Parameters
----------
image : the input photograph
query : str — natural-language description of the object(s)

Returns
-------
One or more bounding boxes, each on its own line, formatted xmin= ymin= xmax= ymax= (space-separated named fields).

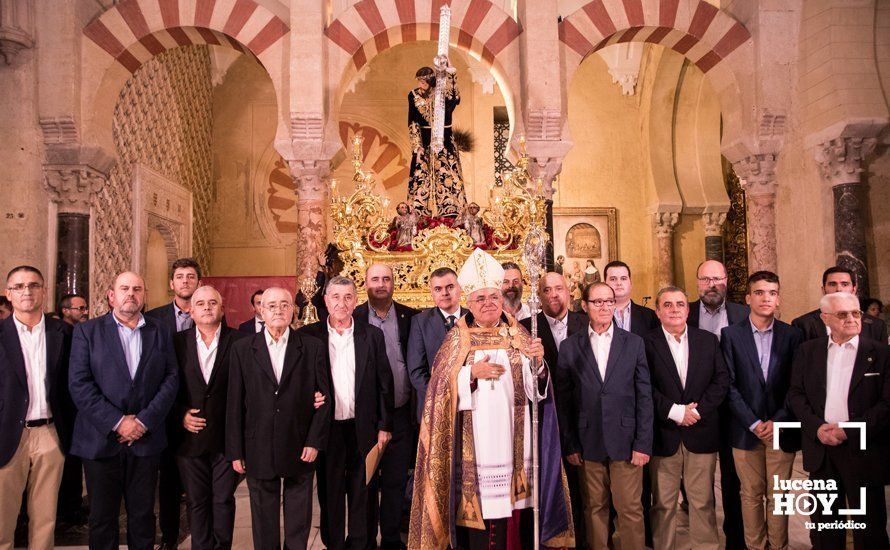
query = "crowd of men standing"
xmin=0 ymin=253 xmax=887 ymax=550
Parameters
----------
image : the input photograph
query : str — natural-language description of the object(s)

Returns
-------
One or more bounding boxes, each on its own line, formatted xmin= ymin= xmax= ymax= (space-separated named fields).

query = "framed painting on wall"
xmin=552 ymin=207 xmax=618 ymax=311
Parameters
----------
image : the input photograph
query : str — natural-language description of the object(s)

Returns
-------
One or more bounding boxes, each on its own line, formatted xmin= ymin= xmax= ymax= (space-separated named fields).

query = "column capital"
xmin=652 ymin=211 xmax=679 ymax=238
xmin=287 ymin=158 xmax=331 ymax=198
xmin=703 ymin=212 xmax=727 ymax=237
xmin=732 ymin=153 xmax=777 ymax=197
xmin=43 ymin=145 xmax=115 ymax=215
xmin=523 ymin=138 xmax=572 ymax=200
xmin=815 ymin=136 xmax=877 ymax=187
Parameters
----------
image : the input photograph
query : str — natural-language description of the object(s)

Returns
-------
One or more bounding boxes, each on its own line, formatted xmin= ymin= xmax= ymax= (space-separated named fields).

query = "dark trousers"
xmin=58 ymin=453 xmax=85 ymax=517
xmin=370 ymin=404 xmax=412 ymax=547
xmin=809 ymin=444 xmax=889 ymax=550
xmin=245 ymin=470 xmax=314 ymax=550
xmin=322 ymin=419 xmax=373 ymax=550
xmin=159 ymin=445 xmax=183 ymax=543
xmin=718 ymin=404 xmax=746 ymax=549
xmin=564 ymin=461 xmax=587 ymax=549
xmin=83 ymin=452 xmax=160 ymax=550
xmin=456 ymin=508 xmax=533 ymax=550
xmin=177 ymin=452 xmax=239 ymax=550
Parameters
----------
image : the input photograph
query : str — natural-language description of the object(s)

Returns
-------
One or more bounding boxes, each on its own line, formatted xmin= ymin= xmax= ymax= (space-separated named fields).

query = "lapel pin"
xmin=868 ymin=357 xmax=873 ymax=363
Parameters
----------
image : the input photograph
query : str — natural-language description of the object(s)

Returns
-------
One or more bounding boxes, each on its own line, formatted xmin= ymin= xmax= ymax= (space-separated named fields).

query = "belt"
xmin=25 ymin=418 xmax=53 ymax=428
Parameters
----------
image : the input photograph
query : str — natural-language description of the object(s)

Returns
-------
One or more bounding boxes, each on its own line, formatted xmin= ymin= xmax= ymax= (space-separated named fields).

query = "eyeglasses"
xmin=826 ymin=310 xmax=862 ymax=320
xmin=585 ymin=298 xmax=616 ymax=308
xmin=265 ymin=303 xmax=293 ymax=312
xmin=7 ymin=283 xmax=43 ymax=293
xmin=697 ymin=276 xmax=727 ymax=284
xmin=471 ymin=294 xmax=502 ymax=305
xmin=63 ymin=306 xmax=89 ymax=312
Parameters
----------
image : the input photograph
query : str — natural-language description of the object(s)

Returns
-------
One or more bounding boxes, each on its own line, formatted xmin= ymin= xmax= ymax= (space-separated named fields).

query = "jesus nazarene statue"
xmin=407 ymin=63 xmax=468 ymax=218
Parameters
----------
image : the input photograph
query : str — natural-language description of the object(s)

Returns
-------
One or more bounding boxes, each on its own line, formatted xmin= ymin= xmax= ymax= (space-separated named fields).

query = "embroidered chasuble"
xmin=408 ymin=313 xmax=575 ymax=549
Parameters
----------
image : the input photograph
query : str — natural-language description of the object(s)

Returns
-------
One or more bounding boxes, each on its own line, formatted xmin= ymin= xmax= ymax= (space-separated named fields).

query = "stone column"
xmin=289 ymin=159 xmax=330 ymax=284
xmin=815 ymin=137 xmax=877 ymax=297
xmin=528 ymin=155 xmax=564 ymax=270
xmin=653 ymin=211 xmax=679 ymax=290
xmin=733 ymin=154 xmax=778 ymax=273
xmin=703 ymin=212 xmax=727 ymax=262
xmin=43 ymin=146 xmax=114 ymax=302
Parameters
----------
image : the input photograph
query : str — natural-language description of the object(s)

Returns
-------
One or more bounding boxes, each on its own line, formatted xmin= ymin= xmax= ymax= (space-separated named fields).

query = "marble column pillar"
xmin=528 ymin=154 xmax=567 ymax=270
xmin=44 ymin=153 xmax=112 ymax=303
xmin=733 ymin=154 xmax=778 ymax=273
xmin=653 ymin=211 xmax=679 ymax=290
xmin=815 ymin=137 xmax=877 ymax=297
xmin=703 ymin=212 xmax=727 ymax=262
xmin=290 ymin=159 xmax=331 ymax=284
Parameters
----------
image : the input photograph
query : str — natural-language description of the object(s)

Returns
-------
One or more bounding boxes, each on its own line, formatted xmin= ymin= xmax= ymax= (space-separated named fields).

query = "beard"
xmin=503 ymin=287 xmax=521 ymax=307
xmin=700 ymin=286 xmax=726 ymax=308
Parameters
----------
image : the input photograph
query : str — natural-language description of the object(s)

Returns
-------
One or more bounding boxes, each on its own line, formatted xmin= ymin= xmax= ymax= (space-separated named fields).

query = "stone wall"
xmin=92 ymin=45 xmax=214 ymax=313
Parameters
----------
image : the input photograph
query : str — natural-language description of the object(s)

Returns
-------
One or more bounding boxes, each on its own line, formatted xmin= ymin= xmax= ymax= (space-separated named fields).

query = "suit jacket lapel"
xmin=765 ymin=325 xmax=784 ymax=387
xmin=353 ymin=323 xmax=368 ymax=394
xmin=134 ymin=323 xmax=157 ymax=381
xmin=601 ymin=330 xmax=625 ymax=388
xmin=206 ymin=328 xmax=231 ymax=389
xmin=655 ymin=332 xmax=685 ymax=394
xmin=740 ymin=326 xmax=766 ymax=387
xmin=44 ymin=321 xmax=63 ymax=393
xmin=186 ymin=329 xmax=207 ymax=390
xmin=813 ymin=341 xmax=829 ymax=415
xmin=103 ymin=314 xmax=133 ymax=381
xmin=278 ymin=329 xmax=303 ymax=387
xmin=251 ymin=333 xmax=279 ymax=387
xmin=567 ymin=312 xmax=587 ymax=337
xmin=1 ymin=318 xmax=28 ymax=389
xmin=849 ymin=339 xmax=874 ymax=393
xmin=537 ymin=314 xmax=558 ymax=359
xmin=577 ymin=331 xmax=603 ymax=386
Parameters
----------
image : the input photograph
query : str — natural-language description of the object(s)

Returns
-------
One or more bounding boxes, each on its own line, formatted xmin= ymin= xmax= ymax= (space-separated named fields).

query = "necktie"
xmin=446 ymin=315 xmax=456 ymax=330
xmin=258 ymin=320 xmax=265 ymax=334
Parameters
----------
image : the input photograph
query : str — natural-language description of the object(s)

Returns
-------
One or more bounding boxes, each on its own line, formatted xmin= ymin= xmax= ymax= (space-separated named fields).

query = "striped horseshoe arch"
xmin=83 ymin=0 xmax=289 ymax=74
xmin=325 ymin=0 xmax=522 ymax=72
xmin=559 ymin=0 xmax=750 ymax=74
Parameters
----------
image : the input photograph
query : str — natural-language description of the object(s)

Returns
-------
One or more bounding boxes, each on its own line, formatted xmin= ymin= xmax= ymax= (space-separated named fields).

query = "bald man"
xmin=173 ymin=286 xmax=246 ymax=550
xmin=69 ymin=271 xmax=179 ymax=550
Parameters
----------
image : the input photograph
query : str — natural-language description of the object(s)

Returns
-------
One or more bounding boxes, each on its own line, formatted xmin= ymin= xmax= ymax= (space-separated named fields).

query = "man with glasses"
xmin=300 ymin=277 xmax=394 ymax=550
xmin=687 ymin=259 xmax=749 ymax=549
xmin=792 ymin=266 xmax=887 ymax=343
xmin=225 ymin=286 xmax=331 ymax=549
xmin=59 ymin=293 xmax=89 ymax=326
xmin=789 ymin=292 xmax=890 ymax=548
xmin=0 ymin=266 xmax=74 ymax=549
xmin=555 ymin=281 xmax=652 ymax=550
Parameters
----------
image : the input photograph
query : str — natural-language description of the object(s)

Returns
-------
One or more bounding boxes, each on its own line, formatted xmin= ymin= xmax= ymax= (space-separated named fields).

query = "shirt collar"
xmin=265 ymin=327 xmax=290 ymax=347
xmin=662 ymin=325 xmax=688 ymax=344
xmin=113 ymin=312 xmax=146 ymax=331
xmin=750 ymin=318 xmax=774 ymax=334
xmin=13 ymin=313 xmax=45 ymax=334
xmin=588 ymin=322 xmax=614 ymax=339
xmin=438 ymin=307 xmax=460 ymax=320
xmin=196 ymin=325 xmax=222 ymax=345
xmin=828 ymin=334 xmax=859 ymax=351
xmin=615 ymin=301 xmax=631 ymax=315
xmin=370 ymin=303 xmax=394 ymax=322
xmin=701 ymin=301 xmax=726 ymax=316
xmin=327 ymin=317 xmax=354 ymax=337
xmin=173 ymin=301 xmax=190 ymax=317
xmin=545 ymin=311 xmax=568 ymax=327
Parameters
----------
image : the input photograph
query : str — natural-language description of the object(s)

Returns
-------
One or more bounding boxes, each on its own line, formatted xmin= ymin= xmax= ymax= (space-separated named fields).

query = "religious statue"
xmin=406 ymin=57 xmax=468 ymax=218
xmin=554 ymin=255 xmax=565 ymax=275
xmin=456 ymin=202 xmax=485 ymax=246
xmin=583 ymin=259 xmax=601 ymax=285
xmin=391 ymin=201 xmax=419 ymax=248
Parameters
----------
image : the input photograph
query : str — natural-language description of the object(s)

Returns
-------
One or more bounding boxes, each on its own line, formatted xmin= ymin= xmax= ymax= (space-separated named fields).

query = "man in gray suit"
xmin=407 ymin=267 xmax=466 ymax=421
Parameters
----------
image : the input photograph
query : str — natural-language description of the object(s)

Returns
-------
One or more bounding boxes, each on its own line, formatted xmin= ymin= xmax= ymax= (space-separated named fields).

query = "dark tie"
xmin=446 ymin=315 xmax=456 ymax=330
xmin=258 ymin=320 xmax=265 ymax=334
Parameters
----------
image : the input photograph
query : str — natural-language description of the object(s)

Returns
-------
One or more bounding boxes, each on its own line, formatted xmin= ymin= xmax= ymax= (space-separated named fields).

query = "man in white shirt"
xmin=300 ymin=277 xmax=394 ymax=550
xmin=644 ymin=286 xmax=728 ymax=550
xmin=0 ymin=266 xmax=72 ymax=550
xmin=501 ymin=261 xmax=531 ymax=321
xmin=789 ymin=292 xmax=890 ymax=549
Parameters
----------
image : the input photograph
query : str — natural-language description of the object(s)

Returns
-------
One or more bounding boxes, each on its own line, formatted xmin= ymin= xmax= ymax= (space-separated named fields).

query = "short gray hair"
xmin=820 ymin=291 xmax=859 ymax=313
xmin=655 ymin=286 xmax=688 ymax=308
xmin=325 ymin=276 xmax=356 ymax=295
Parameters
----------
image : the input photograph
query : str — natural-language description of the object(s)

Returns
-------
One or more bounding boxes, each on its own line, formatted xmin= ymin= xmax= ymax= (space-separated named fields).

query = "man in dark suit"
xmin=555 ymin=282 xmax=653 ymax=550
xmin=301 ymin=276 xmax=394 ymax=550
xmin=687 ymin=259 xmax=749 ymax=548
xmin=226 ymin=286 xmax=331 ymax=549
xmin=145 ymin=257 xmax=202 ymax=549
xmin=520 ymin=271 xmax=588 ymax=547
xmin=788 ymin=291 xmax=890 ymax=549
xmin=645 ymin=286 xmax=728 ymax=550
xmin=721 ymin=271 xmax=803 ymax=550
xmin=237 ymin=289 xmax=265 ymax=334
xmin=407 ymin=267 xmax=466 ymax=421
xmin=0 ymin=266 xmax=73 ymax=549
xmin=69 ymin=271 xmax=179 ymax=550
xmin=792 ymin=265 xmax=888 ymax=343
xmin=173 ymin=286 xmax=246 ymax=550
xmin=604 ymin=260 xmax=659 ymax=337
xmin=355 ymin=264 xmax=418 ymax=550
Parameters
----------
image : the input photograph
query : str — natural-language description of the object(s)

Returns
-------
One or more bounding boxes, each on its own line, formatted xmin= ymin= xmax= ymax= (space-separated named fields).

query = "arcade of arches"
xmin=2 ymin=0 xmax=890 ymax=322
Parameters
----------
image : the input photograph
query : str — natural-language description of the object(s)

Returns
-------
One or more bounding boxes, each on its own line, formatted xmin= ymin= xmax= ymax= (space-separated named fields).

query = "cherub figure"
xmin=456 ymin=202 xmax=486 ymax=246
xmin=392 ymin=201 xmax=419 ymax=248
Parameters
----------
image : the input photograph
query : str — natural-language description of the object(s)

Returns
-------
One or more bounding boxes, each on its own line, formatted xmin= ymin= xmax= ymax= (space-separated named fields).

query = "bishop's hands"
xmin=817 ymin=423 xmax=848 ymax=446
xmin=470 ymin=354 xmax=506 ymax=382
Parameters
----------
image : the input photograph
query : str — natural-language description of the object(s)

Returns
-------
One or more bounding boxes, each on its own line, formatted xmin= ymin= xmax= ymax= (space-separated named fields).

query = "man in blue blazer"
xmin=69 ymin=271 xmax=179 ymax=550
xmin=555 ymin=282 xmax=653 ymax=550
xmin=406 ymin=267 xmax=466 ymax=421
xmin=721 ymin=271 xmax=803 ymax=550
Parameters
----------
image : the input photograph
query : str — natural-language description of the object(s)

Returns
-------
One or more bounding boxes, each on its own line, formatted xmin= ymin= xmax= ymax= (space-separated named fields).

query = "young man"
xmin=792 ymin=266 xmax=887 ymax=342
xmin=645 ymin=286 xmax=728 ymax=550
xmin=604 ymin=260 xmax=659 ymax=337
xmin=0 ymin=266 xmax=73 ymax=549
xmin=721 ymin=271 xmax=803 ymax=550
xmin=237 ymin=289 xmax=265 ymax=334
xmin=555 ymin=282 xmax=652 ymax=550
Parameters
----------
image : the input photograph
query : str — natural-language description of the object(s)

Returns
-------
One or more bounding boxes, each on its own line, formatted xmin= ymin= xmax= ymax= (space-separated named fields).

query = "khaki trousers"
xmin=580 ymin=459 xmax=645 ymax=550
xmin=650 ymin=443 xmax=719 ymax=550
xmin=733 ymin=443 xmax=795 ymax=550
xmin=0 ymin=425 xmax=64 ymax=550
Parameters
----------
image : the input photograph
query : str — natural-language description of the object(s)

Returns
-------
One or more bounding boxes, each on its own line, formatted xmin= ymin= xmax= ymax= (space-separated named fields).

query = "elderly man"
xmin=0 ymin=266 xmax=73 ymax=549
xmin=173 ymin=286 xmax=246 ymax=550
xmin=301 ymin=277 xmax=394 ymax=550
xmin=69 ymin=271 xmax=179 ymax=550
xmin=793 ymin=266 xmax=888 ymax=343
xmin=410 ymin=249 xmax=573 ymax=549
xmin=407 ymin=267 xmax=466 ymax=421
xmin=355 ymin=264 xmax=418 ymax=550
xmin=226 ymin=286 xmax=331 ymax=549
xmin=501 ymin=261 xmax=531 ymax=321
xmin=556 ymin=282 xmax=652 ymax=550
xmin=789 ymin=292 xmax=890 ymax=549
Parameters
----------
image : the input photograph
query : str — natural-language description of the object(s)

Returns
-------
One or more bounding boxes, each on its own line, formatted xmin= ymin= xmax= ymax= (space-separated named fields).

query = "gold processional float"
xmin=308 ymin=134 xmax=550 ymax=310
